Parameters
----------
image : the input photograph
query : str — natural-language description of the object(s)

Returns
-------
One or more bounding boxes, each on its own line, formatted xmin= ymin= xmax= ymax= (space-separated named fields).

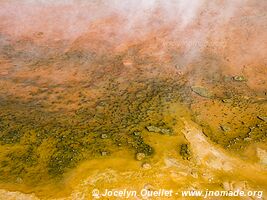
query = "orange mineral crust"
xmin=0 ymin=0 xmax=266 ymax=199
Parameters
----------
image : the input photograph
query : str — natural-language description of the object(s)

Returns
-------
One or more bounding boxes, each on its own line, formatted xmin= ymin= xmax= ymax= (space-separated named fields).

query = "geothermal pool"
xmin=0 ymin=0 xmax=266 ymax=199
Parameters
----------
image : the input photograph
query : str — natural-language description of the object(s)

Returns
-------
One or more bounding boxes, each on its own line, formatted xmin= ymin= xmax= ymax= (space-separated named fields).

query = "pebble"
xmin=233 ymin=75 xmax=246 ymax=82
xmin=146 ymin=126 xmax=162 ymax=133
xmin=220 ymin=125 xmax=231 ymax=132
xmin=146 ymin=125 xmax=172 ymax=135
xmin=244 ymin=137 xmax=252 ymax=142
xmin=142 ymin=162 xmax=152 ymax=170
xmin=133 ymin=131 xmax=141 ymax=136
xmin=257 ymin=116 xmax=267 ymax=122
xmin=222 ymin=99 xmax=232 ymax=103
xmin=136 ymin=152 xmax=146 ymax=161
xmin=101 ymin=134 xmax=108 ymax=139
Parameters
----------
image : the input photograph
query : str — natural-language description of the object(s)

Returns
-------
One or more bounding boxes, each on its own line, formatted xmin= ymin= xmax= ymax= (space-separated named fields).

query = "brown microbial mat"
xmin=0 ymin=0 xmax=266 ymax=199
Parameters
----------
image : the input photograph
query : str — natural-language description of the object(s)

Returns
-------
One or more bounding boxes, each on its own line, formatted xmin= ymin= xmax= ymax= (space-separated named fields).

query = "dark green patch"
xmin=179 ymin=144 xmax=191 ymax=160
xmin=0 ymin=77 xmax=185 ymax=186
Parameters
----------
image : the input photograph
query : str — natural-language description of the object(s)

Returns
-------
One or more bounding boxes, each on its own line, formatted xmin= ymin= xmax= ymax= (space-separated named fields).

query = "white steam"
xmin=0 ymin=0 xmax=266 ymax=76
xmin=0 ymin=0 xmax=247 ymax=39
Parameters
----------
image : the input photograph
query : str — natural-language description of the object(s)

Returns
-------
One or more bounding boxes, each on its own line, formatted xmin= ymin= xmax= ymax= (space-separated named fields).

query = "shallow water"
xmin=0 ymin=0 xmax=267 ymax=199
xmin=0 ymin=80 xmax=266 ymax=199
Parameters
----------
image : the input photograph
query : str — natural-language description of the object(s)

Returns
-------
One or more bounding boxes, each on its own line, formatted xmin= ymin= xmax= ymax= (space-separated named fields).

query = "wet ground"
xmin=0 ymin=43 xmax=266 ymax=199
xmin=0 ymin=0 xmax=267 ymax=199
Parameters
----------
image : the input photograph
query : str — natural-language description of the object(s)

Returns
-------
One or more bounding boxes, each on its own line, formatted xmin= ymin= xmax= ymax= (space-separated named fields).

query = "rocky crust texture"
xmin=0 ymin=0 xmax=266 ymax=199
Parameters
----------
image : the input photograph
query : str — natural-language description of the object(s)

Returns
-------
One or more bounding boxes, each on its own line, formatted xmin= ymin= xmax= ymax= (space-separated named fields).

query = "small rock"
xmin=101 ymin=134 xmax=108 ymax=139
xmin=233 ymin=75 xmax=246 ymax=82
xmin=101 ymin=151 xmax=107 ymax=156
xmin=136 ymin=152 xmax=146 ymax=161
xmin=257 ymin=116 xmax=267 ymax=122
xmin=191 ymin=86 xmax=213 ymax=98
xmin=146 ymin=126 xmax=162 ymax=133
xmin=220 ymin=125 xmax=231 ymax=132
xmin=162 ymin=129 xmax=172 ymax=134
xmin=222 ymin=99 xmax=232 ymax=103
xmin=142 ymin=162 xmax=152 ymax=169
xmin=146 ymin=126 xmax=172 ymax=135
xmin=244 ymin=137 xmax=252 ymax=142
xmin=256 ymin=124 xmax=262 ymax=128
xmin=133 ymin=131 xmax=141 ymax=136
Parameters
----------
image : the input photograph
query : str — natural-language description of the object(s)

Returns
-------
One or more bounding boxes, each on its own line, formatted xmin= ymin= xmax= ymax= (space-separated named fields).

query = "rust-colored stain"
xmin=0 ymin=0 xmax=266 ymax=199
